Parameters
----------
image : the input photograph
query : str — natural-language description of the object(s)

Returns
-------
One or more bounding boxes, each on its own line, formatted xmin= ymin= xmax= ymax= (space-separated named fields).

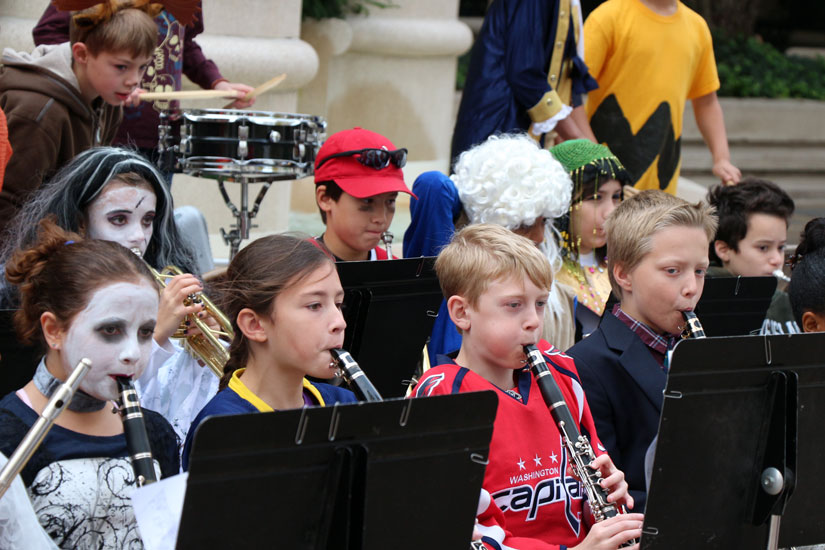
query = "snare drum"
xmin=159 ymin=109 xmax=326 ymax=180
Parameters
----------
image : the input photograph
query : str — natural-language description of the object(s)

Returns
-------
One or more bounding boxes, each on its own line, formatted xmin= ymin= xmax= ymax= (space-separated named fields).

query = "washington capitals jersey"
xmin=412 ymin=340 xmax=604 ymax=550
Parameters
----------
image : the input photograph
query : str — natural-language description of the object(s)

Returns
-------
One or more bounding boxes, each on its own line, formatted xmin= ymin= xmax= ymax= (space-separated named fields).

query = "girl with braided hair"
xmin=550 ymin=139 xmax=631 ymax=339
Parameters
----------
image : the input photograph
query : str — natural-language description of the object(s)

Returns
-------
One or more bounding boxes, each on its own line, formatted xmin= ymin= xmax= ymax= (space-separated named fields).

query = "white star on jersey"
xmin=549 ymin=452 xmax=558 ymax=463
xmin=533 ymin=454 xmax=542 ymax=466
xmin=517 ymin=458 xmax=526 ymax=470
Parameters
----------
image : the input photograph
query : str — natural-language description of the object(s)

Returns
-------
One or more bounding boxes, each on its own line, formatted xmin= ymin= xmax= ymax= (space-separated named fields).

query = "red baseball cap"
xmin=314 ymin=127 xmax=414 ymax=199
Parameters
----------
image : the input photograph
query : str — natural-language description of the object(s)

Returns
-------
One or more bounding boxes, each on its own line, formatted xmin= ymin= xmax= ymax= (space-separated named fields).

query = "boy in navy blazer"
xmin=566 ymin=190 xmax=717 ymax=511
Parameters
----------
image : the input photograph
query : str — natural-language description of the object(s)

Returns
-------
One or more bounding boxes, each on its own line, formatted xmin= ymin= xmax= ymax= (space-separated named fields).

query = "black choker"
xmin=33 ymin=359 xmax=108 ymax=412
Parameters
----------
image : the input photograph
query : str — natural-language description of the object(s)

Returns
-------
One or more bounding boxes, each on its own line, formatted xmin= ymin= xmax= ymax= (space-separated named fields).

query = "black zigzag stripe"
xmin=590 ymin=94 xmax=681 ymax=190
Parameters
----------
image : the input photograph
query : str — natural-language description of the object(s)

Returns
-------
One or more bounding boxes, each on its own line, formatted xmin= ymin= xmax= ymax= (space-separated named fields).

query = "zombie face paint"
xmin=62 ymin=281 xmax=158 ymax=401
xmin=86 ymin=180 xmax=157 ymax=256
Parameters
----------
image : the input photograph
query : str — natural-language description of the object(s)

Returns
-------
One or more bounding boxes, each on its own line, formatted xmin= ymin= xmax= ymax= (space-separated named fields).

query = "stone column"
xmin=295 ymin=0 xmax=473 ymax=224
xmin=0 ymin=0 xmax=316 ymax=262
xmin=172 ymin=0 xmax=317 ymax=261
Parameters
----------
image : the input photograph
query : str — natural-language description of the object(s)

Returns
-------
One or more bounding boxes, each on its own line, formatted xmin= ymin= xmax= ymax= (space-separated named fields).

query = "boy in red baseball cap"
xmin=314 ymin=127 xmax=414 ymax=261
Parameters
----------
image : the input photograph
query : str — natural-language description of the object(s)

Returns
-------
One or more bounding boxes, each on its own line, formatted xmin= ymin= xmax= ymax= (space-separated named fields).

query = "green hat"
xmin=550 ymin=139 xmax=630 ymax=261
xmin=549 ymin=139 xmax=630 ymax=190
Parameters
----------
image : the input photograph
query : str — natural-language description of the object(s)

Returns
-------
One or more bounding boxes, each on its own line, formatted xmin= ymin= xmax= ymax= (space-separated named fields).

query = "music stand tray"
xmin=335 ymin=257 xmax=442 ymax=398
xmin=642 ymin=333 xmax=825 ymax=549
xmin=177 ymin=391 xmax=497 ymax=550
xmin=696 ymin=275 xmax=777 ymax=336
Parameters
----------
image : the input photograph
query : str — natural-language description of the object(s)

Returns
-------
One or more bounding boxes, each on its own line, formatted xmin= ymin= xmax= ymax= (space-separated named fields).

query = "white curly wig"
xmin=451 ymin=134 xmax=574 ymax=317
xmin=451 ymin=133 xmax=572 ymax=230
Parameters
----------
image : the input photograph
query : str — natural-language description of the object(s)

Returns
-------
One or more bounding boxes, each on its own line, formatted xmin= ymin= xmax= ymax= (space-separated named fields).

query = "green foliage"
xmin=456 ymin=50 xmax=472 ymax=90
xmin=302 ymin=0 xmax=396 ymax=20
xmin=714 ymin=30 xmax=825 ymax=100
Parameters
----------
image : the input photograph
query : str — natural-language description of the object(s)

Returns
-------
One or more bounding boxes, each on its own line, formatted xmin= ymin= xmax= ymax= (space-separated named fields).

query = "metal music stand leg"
xmin=218 ymin=176 xmax=275 ymax=259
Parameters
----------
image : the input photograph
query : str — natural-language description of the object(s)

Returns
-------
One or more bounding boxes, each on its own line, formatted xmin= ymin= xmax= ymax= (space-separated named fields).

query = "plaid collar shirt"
xmin=611 ymin=304 xmax=674 ymax=369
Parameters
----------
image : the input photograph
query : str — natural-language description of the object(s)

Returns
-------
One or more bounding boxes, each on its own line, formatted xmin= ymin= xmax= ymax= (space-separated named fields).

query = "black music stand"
xmin=602 ymin=276 xmax=776 ymax=337
xmin=642 ymin=333 xmax=825 ymax=549
xmin=697 ymin=275 xmax=777 ymax=336
xmin=335 ymin=257 xmax=442 ymax=397
xmin=177 ymin=392 xmax=497 ymax=550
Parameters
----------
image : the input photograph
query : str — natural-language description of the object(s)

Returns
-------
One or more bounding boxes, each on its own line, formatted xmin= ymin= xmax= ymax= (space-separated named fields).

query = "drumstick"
xmin=222 ymin=73 xmax=287 ymax=109
xmin=139 ymin=89 xmax=244 ymax=101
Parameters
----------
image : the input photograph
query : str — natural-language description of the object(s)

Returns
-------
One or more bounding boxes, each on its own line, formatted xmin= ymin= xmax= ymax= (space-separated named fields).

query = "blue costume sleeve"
xmin=451 ymin=0 xmax=596 ymax=163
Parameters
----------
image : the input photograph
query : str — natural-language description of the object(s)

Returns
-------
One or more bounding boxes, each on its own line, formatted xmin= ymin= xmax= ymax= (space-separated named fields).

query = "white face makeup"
xmin=86 ymin=180 xmax=157 ymax=256
xmin=61 ymin=281 xmax=158 ymax=401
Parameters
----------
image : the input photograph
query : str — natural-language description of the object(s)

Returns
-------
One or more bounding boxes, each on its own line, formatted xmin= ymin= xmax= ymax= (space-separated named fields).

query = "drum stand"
xmin=216 ymin=176 xmax=274 ymax=259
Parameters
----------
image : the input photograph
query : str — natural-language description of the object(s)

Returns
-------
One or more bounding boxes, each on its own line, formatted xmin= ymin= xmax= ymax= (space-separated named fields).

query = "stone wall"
xmin=682 ymin=98 xmax=825 ymax=243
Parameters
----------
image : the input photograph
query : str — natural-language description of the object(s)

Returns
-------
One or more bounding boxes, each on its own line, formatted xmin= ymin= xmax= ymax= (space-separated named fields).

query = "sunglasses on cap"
xmin=316 ymin=148 xmax=408 ymax=170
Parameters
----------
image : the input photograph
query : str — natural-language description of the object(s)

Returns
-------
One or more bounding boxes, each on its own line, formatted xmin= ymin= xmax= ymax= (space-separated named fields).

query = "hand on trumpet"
xmin=154 ymin=273 xmax=204 ymax=347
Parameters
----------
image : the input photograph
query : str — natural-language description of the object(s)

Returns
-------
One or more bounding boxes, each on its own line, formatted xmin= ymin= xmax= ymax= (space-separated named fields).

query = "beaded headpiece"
xmin=53 ymin=0 xmax=200 ymax=26
xmin=549 ymin=139 xmax=631 ymax=260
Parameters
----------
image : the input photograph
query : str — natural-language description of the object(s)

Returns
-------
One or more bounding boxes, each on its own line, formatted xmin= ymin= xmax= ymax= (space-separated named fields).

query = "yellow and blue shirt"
xmin=182 ymin=368 xmax=356 ymax=470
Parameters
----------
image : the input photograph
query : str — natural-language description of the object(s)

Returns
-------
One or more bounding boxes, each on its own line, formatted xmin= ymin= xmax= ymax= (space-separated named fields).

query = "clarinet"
xmin=330 ymin=348 xmax=383 ymax=402
xmin=523 ymin=345 xmax=637 ymax=546
xmin=681 ymin=310 xmax=706 ymax=339
xmin=115 ymin=376 xmax=157 ymax=487
xmin=381 ymin=231 xmax=394 ymax=259
xmin=0 ymin=358 xmax=92 ymax=499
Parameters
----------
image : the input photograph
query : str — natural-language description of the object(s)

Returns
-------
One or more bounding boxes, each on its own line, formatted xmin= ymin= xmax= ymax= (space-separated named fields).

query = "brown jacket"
xmin=0 ymin=43 xmax=121 ymax=232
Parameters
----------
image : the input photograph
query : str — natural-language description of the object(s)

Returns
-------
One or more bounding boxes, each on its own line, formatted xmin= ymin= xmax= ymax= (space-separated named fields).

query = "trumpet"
xmin=0 ymin=358 xmax=91 ymax=499
xmin=133 ymin=250 xmax=233 ymax=377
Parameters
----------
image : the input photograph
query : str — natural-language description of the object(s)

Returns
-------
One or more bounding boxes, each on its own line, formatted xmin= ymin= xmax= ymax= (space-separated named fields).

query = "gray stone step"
xmin=683 ymin=98 xmax=825 ymax=144
xmin=681 ymin=143 xmax=825 ymax=172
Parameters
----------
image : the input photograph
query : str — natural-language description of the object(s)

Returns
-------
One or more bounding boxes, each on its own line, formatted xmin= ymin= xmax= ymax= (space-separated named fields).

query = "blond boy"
xmin=413 ymin=224 xmax=641 ymax=549
xmin=0 ymin=6 xmax=157 ymax=231
xmin=566 ymin=190 xmax=717 ymax=512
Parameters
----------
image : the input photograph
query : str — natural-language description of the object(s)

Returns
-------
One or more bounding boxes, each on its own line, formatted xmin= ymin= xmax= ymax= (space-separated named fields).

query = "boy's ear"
xmin=714 ymin=240 xmax=732 ymax=264
xmin=236 ymin=308 xmax=267 ymax=342
xmin=612 ymin=262 xmax=634 ymax=295
xmin=801 ymin=311 xmax=825 ymax=333
xmin=40 ymin=312 xmax=66 ymax=350
xmin=71 ymin=42 xmax=90 ymax=65
xmin=316 ymin=185 xmax=333 ymax=214
xmin=447 ymin=295 xmax=471 ymax=331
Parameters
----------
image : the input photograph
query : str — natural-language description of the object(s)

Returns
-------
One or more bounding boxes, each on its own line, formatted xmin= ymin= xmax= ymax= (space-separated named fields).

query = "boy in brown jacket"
xmin=0 ymin=3 xmax=160 ymax=232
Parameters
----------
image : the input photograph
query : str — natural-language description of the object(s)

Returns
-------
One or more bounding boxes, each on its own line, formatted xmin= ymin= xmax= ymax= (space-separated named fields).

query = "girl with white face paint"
xmin=0 ymin=219 xmax=179 ymax=549
xmin=0 ymin=147 xmax=221 ymax=444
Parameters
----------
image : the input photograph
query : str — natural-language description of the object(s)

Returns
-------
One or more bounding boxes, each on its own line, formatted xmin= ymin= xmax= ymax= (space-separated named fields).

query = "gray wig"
xmin=0 ymin=147 xmax=197 ymax=274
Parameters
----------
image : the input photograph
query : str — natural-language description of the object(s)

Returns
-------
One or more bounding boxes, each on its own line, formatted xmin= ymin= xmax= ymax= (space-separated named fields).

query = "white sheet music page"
xmin=131 ymin=471 xmax=188 ymax=550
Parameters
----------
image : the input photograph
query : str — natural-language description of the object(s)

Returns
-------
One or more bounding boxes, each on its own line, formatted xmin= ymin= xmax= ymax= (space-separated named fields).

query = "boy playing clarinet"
xmin=412 ymin=224 xmax=641 ymax=550
xmin=566 ymin=190 xmax=717 ymax=512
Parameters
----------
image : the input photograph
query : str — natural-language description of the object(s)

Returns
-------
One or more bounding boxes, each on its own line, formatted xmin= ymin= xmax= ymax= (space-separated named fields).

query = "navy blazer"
xmin=565 ymin=312 xmax=667 ymax=512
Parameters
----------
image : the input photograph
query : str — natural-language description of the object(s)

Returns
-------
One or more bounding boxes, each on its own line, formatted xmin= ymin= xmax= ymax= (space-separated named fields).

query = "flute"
xmin=523 ymin=345 xmax=637 ymax=546
xmin=115 ymin=376 xmax=157 ymax=487
xmin=330 ymin=348 xmax=383 ymax=402
xmin=0 ymin=358 xmax=92 ymax=499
